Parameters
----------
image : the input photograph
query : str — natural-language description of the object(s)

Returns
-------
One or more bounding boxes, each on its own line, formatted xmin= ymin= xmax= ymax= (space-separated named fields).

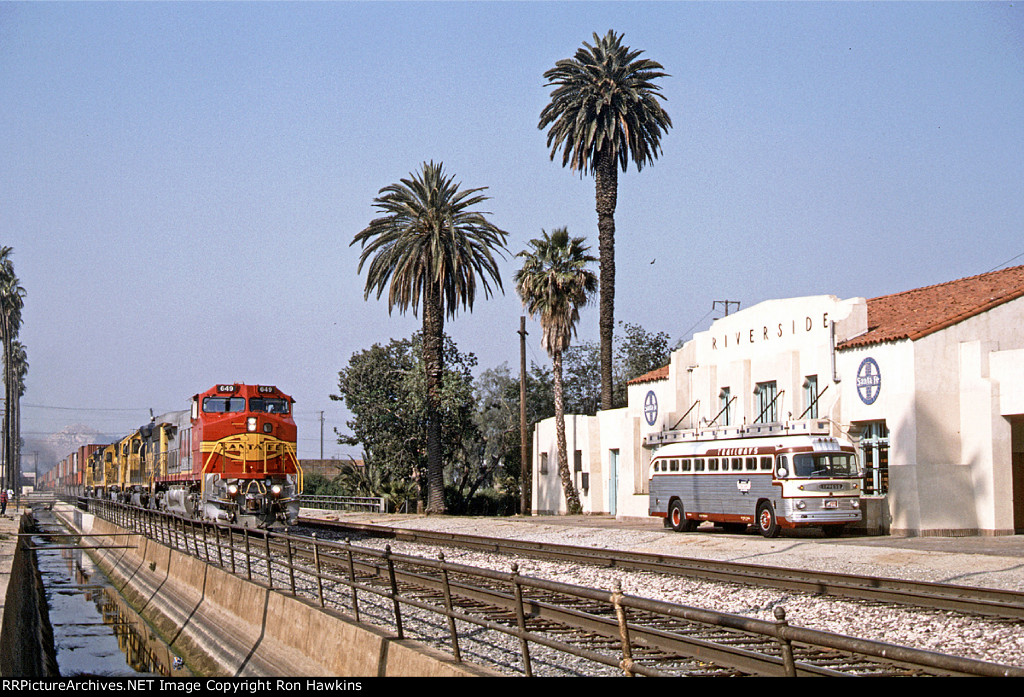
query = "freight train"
xmin=48 ymin=383 xmax=303 ymax=528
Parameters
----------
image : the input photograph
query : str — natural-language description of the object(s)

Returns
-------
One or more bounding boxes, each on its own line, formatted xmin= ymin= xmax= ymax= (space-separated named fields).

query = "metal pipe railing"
xmin=76 ymin=497 xmax=1024 ymax=678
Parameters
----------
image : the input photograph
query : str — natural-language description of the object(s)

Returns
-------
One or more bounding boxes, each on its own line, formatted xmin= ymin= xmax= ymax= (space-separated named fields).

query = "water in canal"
xmin=31 ymin=508 xmax=191 ymax=677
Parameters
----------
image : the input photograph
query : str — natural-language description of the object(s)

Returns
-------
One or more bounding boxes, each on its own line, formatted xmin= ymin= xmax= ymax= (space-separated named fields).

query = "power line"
xmin=23 ymin=403 xmax=151 ymax=413
xmin=986 ymin=251 xmax=1024 ymax=274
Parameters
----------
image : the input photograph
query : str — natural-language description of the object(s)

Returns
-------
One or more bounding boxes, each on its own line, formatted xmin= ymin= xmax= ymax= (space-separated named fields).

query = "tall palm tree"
xmin=514 ymin=228 xmax=597 ymax=515
xmin=539 ymin=30 xmax=672 ymax=411
xmin=0 ymin=248 xmax=26 ymax=491
xmin=11 ymin=340 xmax=27 ymax=493
xmin=352 ymin=161 xmax=509 ymax=513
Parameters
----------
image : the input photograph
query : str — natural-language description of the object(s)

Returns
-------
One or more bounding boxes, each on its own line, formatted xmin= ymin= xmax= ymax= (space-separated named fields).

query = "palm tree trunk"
xmin=552 ymin=350 xmax=582 ymax=514
xmin=595 ymin=153 xmax=618 ymax=411
xmin=422 ymin=284 xmax=447 ymax=514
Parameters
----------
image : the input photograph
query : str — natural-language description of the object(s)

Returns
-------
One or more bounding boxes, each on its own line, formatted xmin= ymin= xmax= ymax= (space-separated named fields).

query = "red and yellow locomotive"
xmin=73 ymin=383 xmax=303 ymax=528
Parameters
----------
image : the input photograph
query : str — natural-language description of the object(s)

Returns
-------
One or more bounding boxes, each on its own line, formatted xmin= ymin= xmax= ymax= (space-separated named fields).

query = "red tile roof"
xmin=627 ymin=364 xmax=670 ymax=385
xmin=839 ymin=265 xmax=1024 ymax=349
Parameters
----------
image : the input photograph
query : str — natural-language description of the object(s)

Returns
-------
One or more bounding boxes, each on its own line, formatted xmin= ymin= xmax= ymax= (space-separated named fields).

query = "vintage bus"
xmin=648 ymin=422 xmax=862 ymax=537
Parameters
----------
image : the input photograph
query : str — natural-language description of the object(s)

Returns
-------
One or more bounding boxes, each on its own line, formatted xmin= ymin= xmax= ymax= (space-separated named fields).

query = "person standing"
xmin=1 ymin=488 xmax=7 ymax=516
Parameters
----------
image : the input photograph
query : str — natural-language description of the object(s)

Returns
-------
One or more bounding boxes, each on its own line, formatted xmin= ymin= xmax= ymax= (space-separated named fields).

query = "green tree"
xmin=331 ymin=333 xmax=482 ymax=509
xmin=515 ymin=228 xmax=597 ymax=515
xmin=474 ymin=361 xmax=556 ymax=511
xmin=351 ymin=162 xmax=509 ymax=513
xmin=539 ymin=30 xmax=672 ymax=412
xmin=613 ymin=321 xmax=671 ymax=408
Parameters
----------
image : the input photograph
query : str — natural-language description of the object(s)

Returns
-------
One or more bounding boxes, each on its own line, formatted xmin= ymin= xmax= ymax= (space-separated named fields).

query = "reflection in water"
xmin=33 ymin=511 xmax=191 ymax=677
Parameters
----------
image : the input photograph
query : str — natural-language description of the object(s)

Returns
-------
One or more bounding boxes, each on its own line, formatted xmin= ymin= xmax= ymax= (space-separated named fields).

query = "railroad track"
xmin=297 ymin=516 xmax=1024 ymax=622
xmin=277 ymin=531 xmax=1023 ymax=677
xmin=68 ymin=501 xmax=1024 ymax=677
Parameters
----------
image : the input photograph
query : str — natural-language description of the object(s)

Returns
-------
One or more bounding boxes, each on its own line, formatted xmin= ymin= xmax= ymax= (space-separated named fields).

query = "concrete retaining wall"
xmin=65 ymin=509 xmax=495 ymax=677
xmin=0 ymin=514 xmax=59 ymax=677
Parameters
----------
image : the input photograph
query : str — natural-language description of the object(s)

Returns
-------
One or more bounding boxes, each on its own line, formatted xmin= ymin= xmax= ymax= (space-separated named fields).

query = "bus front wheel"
xmin=757 ymin=501 xmax=780 ymax=538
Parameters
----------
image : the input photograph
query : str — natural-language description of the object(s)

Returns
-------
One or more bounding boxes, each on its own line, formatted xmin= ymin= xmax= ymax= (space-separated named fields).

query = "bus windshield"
xmin=791 ymin=453 xmax=859 ymax=478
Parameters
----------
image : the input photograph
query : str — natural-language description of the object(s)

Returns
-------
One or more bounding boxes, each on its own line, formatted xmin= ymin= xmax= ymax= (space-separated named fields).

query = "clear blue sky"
xmin=2 ymin=1 xmax=1022 ymax=462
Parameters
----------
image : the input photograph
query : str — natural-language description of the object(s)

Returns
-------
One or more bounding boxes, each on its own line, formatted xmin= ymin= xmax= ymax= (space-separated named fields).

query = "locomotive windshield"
xmin=791 ymin=453 xmax=859 ymax=478
xmin=203 ymin=396 xmax=245 ymax=413
xmin=249 ymin=397 xmax=290 ymax=414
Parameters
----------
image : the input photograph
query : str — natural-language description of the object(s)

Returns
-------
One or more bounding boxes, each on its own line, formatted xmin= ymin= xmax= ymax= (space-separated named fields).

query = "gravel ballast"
xmin=300 ymin=511 xmax=1024 ymax=672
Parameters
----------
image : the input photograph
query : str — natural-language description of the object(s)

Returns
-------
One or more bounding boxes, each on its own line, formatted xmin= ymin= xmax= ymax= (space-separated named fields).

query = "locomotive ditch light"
xmin=227 ymin=484 xmax=239 ymax=498
xmin=271 ymin=484 xmax=283 ymax=498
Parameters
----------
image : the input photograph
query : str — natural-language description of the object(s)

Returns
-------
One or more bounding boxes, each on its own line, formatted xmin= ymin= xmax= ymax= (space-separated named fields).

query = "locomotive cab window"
xmin=249 ymin=397 xmax=290 ymax=414
xmin=203 ymin=397 xmax=245 ymax=413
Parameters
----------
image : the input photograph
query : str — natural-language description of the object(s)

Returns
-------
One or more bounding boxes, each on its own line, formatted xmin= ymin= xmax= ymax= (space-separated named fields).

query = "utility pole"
xmin=712 ymin=300 xmax=741 ymax=317
xmin=519 ymin=316 xmax=530 ymax=516
xmin=319 ymin=411 xmax=325 ymax=462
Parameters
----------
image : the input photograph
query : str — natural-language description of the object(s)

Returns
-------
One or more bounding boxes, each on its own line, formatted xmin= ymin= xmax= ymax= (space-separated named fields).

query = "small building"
xmin=531 ymin=265 xmax=1024 ymax=536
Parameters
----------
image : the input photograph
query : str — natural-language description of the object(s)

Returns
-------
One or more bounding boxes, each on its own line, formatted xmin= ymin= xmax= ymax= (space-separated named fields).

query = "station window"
xmin=754 ymin=381 xmax=778 ymax=423
xmin=540 ymin=453 xmax=549 ymax=475
xmin=803 ymin=376 xmax=819 ymax=419
xmin=719 ymin=387 xmax=733 ymax=426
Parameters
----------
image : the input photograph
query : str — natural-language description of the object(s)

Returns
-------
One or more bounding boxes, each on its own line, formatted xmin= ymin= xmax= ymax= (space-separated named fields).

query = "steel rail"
xmin=68 ymin=500 xmax=1024 ymax=677
xmin=303 ymin=537 xmax=1023 ymax=677
xmin=299 ymin=517 xmax=1024 ymax=621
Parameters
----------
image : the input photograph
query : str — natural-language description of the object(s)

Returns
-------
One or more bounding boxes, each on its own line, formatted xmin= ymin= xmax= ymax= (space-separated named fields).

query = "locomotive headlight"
xmin=271 ymin=484 xmax=283 ymax=498
xmin=247 ymin=417 xmax=257 ymax=432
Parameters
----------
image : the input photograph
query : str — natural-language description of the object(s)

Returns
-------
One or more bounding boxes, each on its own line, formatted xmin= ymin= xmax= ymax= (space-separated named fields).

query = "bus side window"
xmin=653 ymin=461 xmax=660 ymax=473
xmin=777 ymin=455 xmax=789 ymax=476
xmin=745 ymin=457 xmax=757 ymax=471
xmin=731 ymin=457 xmax=742 ymax=471
xmin=695 ymin=458 xmax=705 ymax=472
xmin=760 ymin=456 xmax=773 ymax=471
xmin=681 ymin=458 xmax=691 ymax=472
xmin=707 ymin=458 xmax=717 ymax=471
xmin=669 ymin=459 xmax=679 ymax=472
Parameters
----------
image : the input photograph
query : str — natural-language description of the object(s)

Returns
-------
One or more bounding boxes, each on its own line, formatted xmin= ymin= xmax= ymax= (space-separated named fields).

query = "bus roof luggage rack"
xmin=644 ymin=419 xmax=831 ymax=447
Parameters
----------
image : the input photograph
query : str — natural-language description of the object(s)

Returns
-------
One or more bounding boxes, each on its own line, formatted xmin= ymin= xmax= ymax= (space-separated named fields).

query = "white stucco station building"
xmin=531 ymin=265 xmax=1024 ymax=536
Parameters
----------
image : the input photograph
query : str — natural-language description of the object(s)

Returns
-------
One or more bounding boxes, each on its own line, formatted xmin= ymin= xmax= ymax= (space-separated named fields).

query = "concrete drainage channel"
xmin=42 ymin=504 xmax=491 ymax=677
xmin=0 ymin=507 xmax=188 ymax=678
xmin=29 ymin=507 xmax=188 ymax=677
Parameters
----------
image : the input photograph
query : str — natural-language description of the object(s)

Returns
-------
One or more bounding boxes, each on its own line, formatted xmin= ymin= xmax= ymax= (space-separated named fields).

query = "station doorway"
xmin=1011 ymin=417 xmax=1024 ymax=533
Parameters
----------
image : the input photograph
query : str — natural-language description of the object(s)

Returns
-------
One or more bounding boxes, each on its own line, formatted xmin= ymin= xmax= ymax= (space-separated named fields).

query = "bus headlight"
xmin=795 ymin=500 xmax=806 ymax=510
xmin=851 ymin=499 xmax=860 ymax=509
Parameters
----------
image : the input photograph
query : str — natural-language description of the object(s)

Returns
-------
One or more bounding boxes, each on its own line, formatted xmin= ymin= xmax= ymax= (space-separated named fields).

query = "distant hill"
xmin=25 ymin=424 xmax=116 ymax=475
